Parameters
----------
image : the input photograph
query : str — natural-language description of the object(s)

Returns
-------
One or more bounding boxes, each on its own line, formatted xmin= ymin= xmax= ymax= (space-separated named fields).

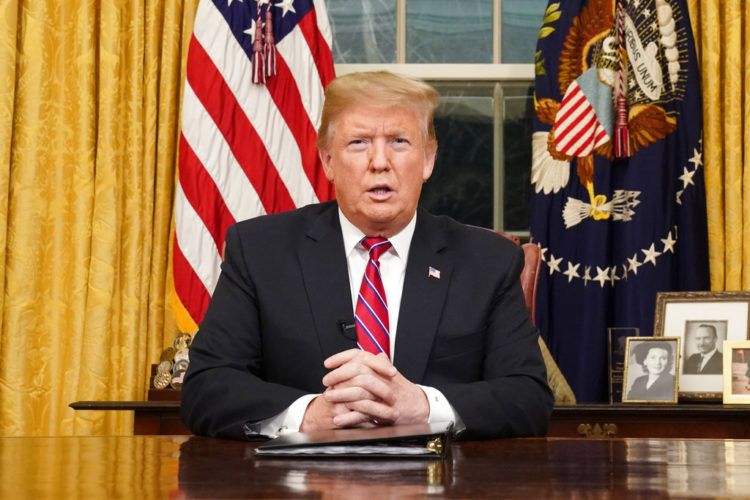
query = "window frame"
xmin=331 ymin=0 xmax=538 ymax=235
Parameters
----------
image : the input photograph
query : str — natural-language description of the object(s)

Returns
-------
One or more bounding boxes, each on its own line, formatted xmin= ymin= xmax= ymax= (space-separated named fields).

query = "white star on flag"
xmin=661 ymin=231 xmax=677 ymax=253
xmin=582 ymin=266 xmax=592 ymax=286
xmin=275 ymin=0 xmax=296 ymax=17
xmin=689 ymin=148 xmax=703 ymax=169
xmin=679 ymin=167 xmax=696 ymax=188
xmin=593 ymin=267 xmax=610 ymax=288
xmin=627 ymin=253 xmax=642 ymax=275
xmin=621 ymin=264 xmax=629 ymax=281
xmin=609 ymin=267 xmax=619 ymax=286
xmin=563 ymin=262 xmax=580 ymax=282
xmin=642 ymin=244 xmax=661 ymax=266
xmin=547 ymin=254 xmax=563 ymax=275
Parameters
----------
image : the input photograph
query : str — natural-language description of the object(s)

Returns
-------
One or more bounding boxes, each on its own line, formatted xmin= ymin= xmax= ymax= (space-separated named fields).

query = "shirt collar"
xmin=338 ymin=209 xmax=417 ymax=259
xmin=702 ymin=347 xmax=717 ymax=358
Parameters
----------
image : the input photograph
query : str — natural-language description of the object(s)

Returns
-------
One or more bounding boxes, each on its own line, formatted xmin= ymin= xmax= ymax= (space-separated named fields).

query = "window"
xmin=328 ymin=0 xmax=547 ymax=235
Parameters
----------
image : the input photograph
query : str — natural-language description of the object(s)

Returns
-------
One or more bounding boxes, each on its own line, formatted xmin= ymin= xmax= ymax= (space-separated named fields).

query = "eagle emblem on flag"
xmin=532 ymin=0 xmax=688 ymax=228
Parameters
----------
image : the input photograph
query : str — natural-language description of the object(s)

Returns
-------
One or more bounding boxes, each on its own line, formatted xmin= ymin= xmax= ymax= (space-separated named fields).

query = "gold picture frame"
xmin=622 ymin=337 xmax=680 ymax=404
xmin=722 ymin=340 xmax=750 ymax=404
xmin=653 ymin=291 xmax=750 ymax=401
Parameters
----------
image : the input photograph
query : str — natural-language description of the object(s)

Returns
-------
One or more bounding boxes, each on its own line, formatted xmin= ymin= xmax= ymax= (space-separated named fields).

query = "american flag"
xmin=172 ymin=0 xmax=336 ymax=332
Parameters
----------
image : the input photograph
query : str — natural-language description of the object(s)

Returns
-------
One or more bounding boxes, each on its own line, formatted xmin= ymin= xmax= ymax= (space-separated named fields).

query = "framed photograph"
xmin=622 ymin=337 xmax=680 ymax=404
xmin=653 ymin=291 xmax=750 ymax=400
xmin=723 ymin=340 xmax=750 ymax=404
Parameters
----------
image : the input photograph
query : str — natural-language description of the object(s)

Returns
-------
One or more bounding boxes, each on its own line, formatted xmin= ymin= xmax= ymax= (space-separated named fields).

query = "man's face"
xmin=695 ymin=327 xmax=717 ymax=353
xmin=320 ymin=104 xmax=436 ymax=237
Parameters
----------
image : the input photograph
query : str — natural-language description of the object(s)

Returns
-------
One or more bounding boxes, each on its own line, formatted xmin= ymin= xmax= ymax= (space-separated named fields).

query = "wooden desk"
xmin=2 ymin=436 xmax=749 ymax=497
xmin=71 ymin=400 xmax=186 ymax=435
xmin=71 ymin=401 xmax=750 ymax=438
xmin=550 ymin=404 xmax=750 ymax=438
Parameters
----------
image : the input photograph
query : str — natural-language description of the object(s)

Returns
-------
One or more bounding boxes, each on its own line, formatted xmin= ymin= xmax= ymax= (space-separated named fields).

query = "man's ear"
xmin=422 ymin=145 xmax=437 ymax=182
xmin=319 ymin=150 xmax=334 ymax=181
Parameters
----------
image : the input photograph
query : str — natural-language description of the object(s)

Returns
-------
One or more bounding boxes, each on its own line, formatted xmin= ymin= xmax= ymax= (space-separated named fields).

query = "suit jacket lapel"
xmin=298 ymin=203 xmax=358 ymax=359
xmin=394 ymin=210 xmax=452 ymax=382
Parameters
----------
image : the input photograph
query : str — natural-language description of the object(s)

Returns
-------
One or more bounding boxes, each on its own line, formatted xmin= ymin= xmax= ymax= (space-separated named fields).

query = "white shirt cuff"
xmin=257 ymin=394 xmax=318 ymax=438
xmin=418 ymin=384 xmax=466 ymax=433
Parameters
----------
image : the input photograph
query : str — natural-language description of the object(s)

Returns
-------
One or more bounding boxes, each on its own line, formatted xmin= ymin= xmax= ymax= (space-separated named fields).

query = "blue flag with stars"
xmin=530 ymin=0 xmax=709 ymax=402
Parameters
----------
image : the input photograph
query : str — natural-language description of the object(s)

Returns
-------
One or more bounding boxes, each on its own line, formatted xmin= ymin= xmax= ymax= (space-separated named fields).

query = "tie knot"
xmin=362 ymin=237 xmax=392 ymax=261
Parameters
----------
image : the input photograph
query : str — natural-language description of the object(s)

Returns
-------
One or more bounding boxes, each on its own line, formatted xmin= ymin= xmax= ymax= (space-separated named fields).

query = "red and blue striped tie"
xmin=355 ymin=237 xmax=392 ymax=357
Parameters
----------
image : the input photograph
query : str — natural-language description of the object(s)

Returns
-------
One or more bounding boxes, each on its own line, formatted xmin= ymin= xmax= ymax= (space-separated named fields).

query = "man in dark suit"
xmin=181 ymin=71 xmax=553 ymax=440
xmin=683 ymin=324 xmax=722 ymax=374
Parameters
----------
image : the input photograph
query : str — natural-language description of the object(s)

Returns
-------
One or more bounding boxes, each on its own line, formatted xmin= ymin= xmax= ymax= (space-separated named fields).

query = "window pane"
xmin=407 ymin=0 xmax=492 ymax=63
xmin=502 ymin=85 xmax=534 ymax=232
xmin=328 ymin=0 xmax=396 ymax=63
xmin=420 ymin=84 xmax=494 ymax=229
xmin=501 ymin=0 xmax=547 ymax=63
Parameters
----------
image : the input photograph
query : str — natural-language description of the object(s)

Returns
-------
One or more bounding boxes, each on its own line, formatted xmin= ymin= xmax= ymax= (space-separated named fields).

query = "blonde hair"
xmin=316 ymin=71 xmax=439 ymax=151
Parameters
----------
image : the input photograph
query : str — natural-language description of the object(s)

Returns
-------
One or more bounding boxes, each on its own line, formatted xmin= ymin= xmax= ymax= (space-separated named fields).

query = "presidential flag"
xmin=173 ymin=0 xmax=336 ymax=332
xmin=531 ymin=0 xmax=708 ymax=402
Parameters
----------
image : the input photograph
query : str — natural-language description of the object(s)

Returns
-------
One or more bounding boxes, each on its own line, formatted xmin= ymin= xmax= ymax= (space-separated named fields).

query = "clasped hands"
xmin=300 ymin=349 xmax=429 ymax=432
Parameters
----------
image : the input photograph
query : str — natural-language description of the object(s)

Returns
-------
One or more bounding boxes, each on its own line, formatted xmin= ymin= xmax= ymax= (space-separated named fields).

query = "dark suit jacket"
xmin=181 ymin=201 xmax=553 ymax=440
xmin=627 ymin=373 xmax=675 ymax=401
xmin=683 ymin=351 xmax=722 ymax=374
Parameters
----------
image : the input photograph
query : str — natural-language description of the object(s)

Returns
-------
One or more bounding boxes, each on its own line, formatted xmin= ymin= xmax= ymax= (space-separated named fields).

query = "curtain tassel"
xmin=251 ymin=10 xmax=265 ymax=84
xmin=614 ymin=94 xmax=630 ymax=158
xmin=613 ymin=0 xmax=630 ymax=158
xmin=263 ymin=7 xmax=277 ymax=78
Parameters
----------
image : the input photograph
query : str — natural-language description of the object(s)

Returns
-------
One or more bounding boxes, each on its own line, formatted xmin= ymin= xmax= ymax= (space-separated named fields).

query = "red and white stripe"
xmin=553 ymin=81 xmax=609 ymax=157
xmin=173 ymin=0 xmax=335 ymax=330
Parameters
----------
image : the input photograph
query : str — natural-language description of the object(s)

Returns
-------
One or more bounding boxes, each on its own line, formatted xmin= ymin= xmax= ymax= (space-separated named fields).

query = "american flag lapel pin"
xmin=428 ymin=266 xmax=441 ymax=279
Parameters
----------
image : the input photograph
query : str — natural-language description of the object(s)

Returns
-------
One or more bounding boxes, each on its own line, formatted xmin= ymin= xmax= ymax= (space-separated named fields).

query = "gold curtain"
xmin=0 ymin=0 xmax=199 ymax=436
xmin=688 ymin=0 xmax=750 ymax=290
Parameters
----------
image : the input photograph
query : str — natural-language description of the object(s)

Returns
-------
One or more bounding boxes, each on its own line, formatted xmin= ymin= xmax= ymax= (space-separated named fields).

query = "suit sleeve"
xmin=434 ymin=246 xmax=553 ymax=439
xmin=181 ymin=225 xmax=308 ymax=439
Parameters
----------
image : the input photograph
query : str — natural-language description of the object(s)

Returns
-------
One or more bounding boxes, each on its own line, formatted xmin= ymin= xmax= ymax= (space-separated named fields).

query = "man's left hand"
xmin=321 ymin=349 xmax=430 ymax=427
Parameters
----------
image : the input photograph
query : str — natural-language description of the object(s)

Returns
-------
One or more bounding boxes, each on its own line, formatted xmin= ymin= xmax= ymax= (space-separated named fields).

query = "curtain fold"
xmin=0 ymin=0 xmax=19 ymax=345
xmin=0 ymin=0 xmax=197 ymax=436
xmin=689 ymin=0 xmax=750 ymax=291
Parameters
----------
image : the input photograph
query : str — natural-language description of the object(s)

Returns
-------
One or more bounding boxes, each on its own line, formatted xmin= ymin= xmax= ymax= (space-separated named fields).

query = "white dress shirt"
xmin=339 ymin=208 xmax=413 ymax=356
xmin=257 ymin=210 xmax=460 ymax=437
